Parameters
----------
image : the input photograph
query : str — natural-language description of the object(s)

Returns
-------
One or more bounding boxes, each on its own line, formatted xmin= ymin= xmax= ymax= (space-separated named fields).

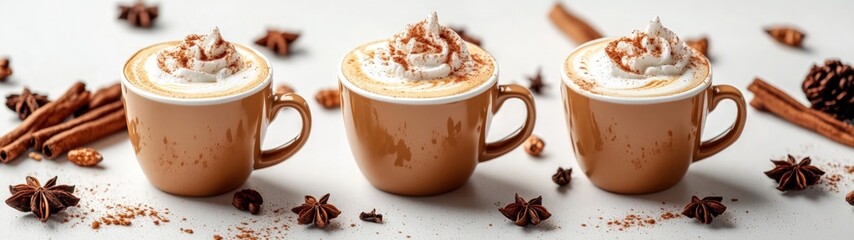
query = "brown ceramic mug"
xmin=121 ymin=44 xmax=312 ymax=197
xmin=339 ymin=56 xmax=537 ymax=196
xmin=561 ymin=38 xmax=747 ymax=194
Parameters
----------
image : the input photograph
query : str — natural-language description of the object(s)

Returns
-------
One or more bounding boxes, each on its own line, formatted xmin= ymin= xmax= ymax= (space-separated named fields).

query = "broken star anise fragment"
xmin=526 ymin=67 xmax=546 ymax=94
xmin=0 ymin=58 xmax=12 ymax=81
xmin=685 ymin=37 xmax=709 ymax=57
xmin=359 ymin=208 xmax=383 ymax=223
xmin=232 ymin=189 xmax=263 ymax=215
xmin=5 ymin=87 xmax=50 ymax=120
xmin=552 ymin=167 xmax=572 ymax=186
xmin=451 ymin=27 xmax=482 ymax=46
xmin=276 ymin=83 xmax=295 ymax=95
xmin=255 ymin=30 xmax=300 ymax=56
xmin=498 ymin=193 xmax=551 ymax=226
xmin=682 ymin=195 xmax=726 ymax=224
xmin=118 ymin=1 xmax=159 ymax=28
xmin=764 ymin=26 xmax=805 ymax=48
xmin=5 ymin=176 xmax=80 ymax=222
xmin=846 ymin=189 xmax=854 ymax=206
xmin=764 ymin=155 xmax=825 ymax=191
xmin=291 ymin=193 xmax=341 ymax=228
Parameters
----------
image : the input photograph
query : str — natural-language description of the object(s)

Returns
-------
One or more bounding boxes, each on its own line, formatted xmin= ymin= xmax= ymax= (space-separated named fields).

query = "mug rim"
xmin=560 ymin=38 xmax=713 ymax=105
xmin=337 ymin=41 xmax=499 ymax=105
xmin=121 ymin=42 xmax=273 ymax=106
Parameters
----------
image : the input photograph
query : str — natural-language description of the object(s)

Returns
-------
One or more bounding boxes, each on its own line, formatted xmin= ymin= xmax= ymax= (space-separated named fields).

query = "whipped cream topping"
xmin=605 ymin=17 xmax=692 ymax=78
xmin=155 ymin=28 xmax=242 ymax=83
xmin=362 ymin=12 xmax=475 ymax=82
xmin=566 ymin=17 xmax=708 ymax=98
xmin=136 ymin=28 xmax=266 ymax=97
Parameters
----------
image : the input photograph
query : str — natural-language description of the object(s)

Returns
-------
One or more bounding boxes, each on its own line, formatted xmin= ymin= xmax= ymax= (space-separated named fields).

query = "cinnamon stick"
xmin=0 ymin=133 xmax=33 ymax=162
xmin=42 ymin=110 xmax=126 ymax=159
xmin=748 ymin=78 xmax=854 ymax=147
xmin=32 ymin=101 xmax=124 ymax=150
xmin=0 ymin=82 xmax=87 ymax=148
xmin=549 ymin=3 xmax=603 ymax=45
xmin=0 ymin=86 xmax=90 ymax=163
xmin=75 ymin=83 xmax=121 ymax=116
xmin=749 ymin=79 xmax=853 ymax=134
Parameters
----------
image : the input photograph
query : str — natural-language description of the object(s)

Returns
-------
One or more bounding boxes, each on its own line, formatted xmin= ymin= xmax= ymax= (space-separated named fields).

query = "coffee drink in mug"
xmin=340 ymin=12 xmax=537 ymax=196
xmin=122 ymin=28 xmax=312 ymax=197
xmin=561 ymin=17 xmax=746 ymax=194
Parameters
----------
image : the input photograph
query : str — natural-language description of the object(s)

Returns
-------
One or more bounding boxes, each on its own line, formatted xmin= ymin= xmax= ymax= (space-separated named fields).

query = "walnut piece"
xmin=67 ymin=148 xmax=103 ymax=167
xmin=524 ymin=135 xmax=545 ymax=157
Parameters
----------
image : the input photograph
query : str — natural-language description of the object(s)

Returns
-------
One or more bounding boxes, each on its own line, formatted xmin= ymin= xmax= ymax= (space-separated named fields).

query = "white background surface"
xmin=1 ymin=0 xmax=853 ymax=239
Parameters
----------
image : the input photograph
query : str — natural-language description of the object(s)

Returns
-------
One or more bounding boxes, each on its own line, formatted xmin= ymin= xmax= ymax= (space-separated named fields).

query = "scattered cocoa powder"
xmin=181 ymin=228 xmax=194 ymax=234
xmin=216 ymin=206 xmax=294 ymax=239
xmin=591 ymin=208 xmax=682 ymax=232
xmin=826 ymin=174 xmax=843 ymax=192
xmin=97 ymin=203 xmax=171 ymax=228
xmin=91 ymin=221 xmax=100 ymax=229
xmin=822 ymin=162 xmax=854 ymax=193
xmin=660 ymin=211 xmax=680 ymax=220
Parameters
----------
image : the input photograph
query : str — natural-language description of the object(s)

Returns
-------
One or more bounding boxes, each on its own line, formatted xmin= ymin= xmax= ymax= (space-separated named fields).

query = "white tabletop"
xmin=1 ymin=0 xmax=852 ymax=239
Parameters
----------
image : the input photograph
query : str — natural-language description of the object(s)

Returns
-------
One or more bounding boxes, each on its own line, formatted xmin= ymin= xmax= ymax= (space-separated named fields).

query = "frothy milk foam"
xmin=342 ymin=12 xmax=495 ymax=98
xmin=565 ymin=17 xmax=710 ymax=98
xmin=125 ymin=28 xmax=269 ymax=99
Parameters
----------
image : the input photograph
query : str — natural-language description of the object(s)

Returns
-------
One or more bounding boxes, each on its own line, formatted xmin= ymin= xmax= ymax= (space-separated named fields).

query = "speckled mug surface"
xmin=121 ymin=43 xmax=312 ymax=197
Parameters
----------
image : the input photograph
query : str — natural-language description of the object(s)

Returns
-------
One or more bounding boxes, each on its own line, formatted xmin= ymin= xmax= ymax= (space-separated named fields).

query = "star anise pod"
xmin=291 ymin=193 xmax=341 ymax=228
xmin=681 ymin=195 xmax=726 ymax=224
xmin=451 ymin=27 xmax=482 ymax=46
xmin=5 ymin=176 xmax=80 ymax=222
xmin=498 ymin=193 xmax=551 ymax=226
xmin=5 ymin=87 xmax=50 ymax=120
xmin=232 ymin=189 xmax=263 ymax=215
xmin=118 ymin=1 xmax=159 ymax=28
xmin=552 ymin=167 xmax=572 ymax=186
xmin=764 ymin=155 xmax=825 ymax=191
xmin=255 ymin=30 xmax=300 ymax=56
xmin=0 ymin=58 xmax=12 ymax=81
xmin=359 ymin=208 xmax=383 ymax=223
xmin=764 ymin=26 xmax=805 ymax=48
xmin=526 ymin=67 xmax=546 ymax=94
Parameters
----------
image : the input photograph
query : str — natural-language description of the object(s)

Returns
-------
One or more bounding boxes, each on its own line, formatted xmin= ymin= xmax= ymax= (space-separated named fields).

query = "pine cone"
xmin=802 ymin=59 xmax=854 ymax=121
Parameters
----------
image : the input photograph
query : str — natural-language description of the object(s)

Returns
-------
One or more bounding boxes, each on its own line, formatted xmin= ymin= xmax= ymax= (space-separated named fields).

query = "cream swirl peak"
xmin=369 ymin=12 xmax=475 ymax=81
xmin=156 ymin=28 xmax=242 ymax=83
xmin=605 ymin=17 xmax=692 ymax=78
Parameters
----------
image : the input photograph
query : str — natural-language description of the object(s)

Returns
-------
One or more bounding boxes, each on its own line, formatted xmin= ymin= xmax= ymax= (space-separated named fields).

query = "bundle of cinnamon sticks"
xmin=0 ymin=82 xmax=126 ymax=162
xmin=748 ymin=78 xmax=854 ymax=147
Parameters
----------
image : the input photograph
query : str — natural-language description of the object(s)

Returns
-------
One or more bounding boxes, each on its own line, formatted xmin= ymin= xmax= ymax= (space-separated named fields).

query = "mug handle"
xmin=695 ymin=85 xmax=747 ymax=161
xmin=480 ymin=84 xmax=537 ymax=162
xmin=255 ymin=93 xmax=312 ymax=169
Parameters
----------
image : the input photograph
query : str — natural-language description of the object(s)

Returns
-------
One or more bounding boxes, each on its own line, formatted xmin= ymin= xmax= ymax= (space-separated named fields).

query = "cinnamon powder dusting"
xmin=156 ymin=31 xmax=240 ymax=75
xmin=605 ymin=33 xmax=647 ymax=75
